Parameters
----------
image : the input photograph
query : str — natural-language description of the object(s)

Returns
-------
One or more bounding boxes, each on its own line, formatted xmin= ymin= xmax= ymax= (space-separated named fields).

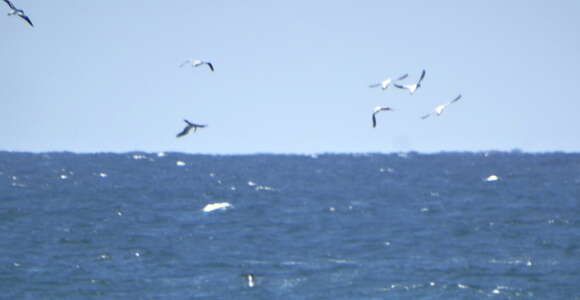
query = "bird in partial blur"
xmin=394 ymin=70 xmax=426 ymax=95
xmin=369 ymin=73 xmax=408 ymax=90
xmin=2 ymin=0 xmax=33 ymax=27
xmin=176 ymin=120 xmax=207 ymax=137
xmin=179 ymin=59 xmax=214 ymax=71
xmin=372 ymin=106 xmax=394 ymax=128
xmin=421 ymin=94 xmax=462 ymax=119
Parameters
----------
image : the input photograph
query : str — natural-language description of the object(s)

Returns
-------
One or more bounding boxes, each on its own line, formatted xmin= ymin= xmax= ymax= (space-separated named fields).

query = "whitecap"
xmin=202 ymin=202 xmax=232 ymax=213
xmin=176 ymin=160 xmax=186 ymax=167
xmin=255 ymin=185 xmax=274 ymax=191
xmin=485 ymin=174 xmax=499 ymax=182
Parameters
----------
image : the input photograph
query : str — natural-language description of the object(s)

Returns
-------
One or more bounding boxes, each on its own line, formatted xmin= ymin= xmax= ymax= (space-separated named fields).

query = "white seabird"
xmin=394 ymin=70 xmax=426 ymax=95
xmin=179 ymin=59 xmax=214 ymax=71
xmin=420 ymin=94 xmax=461 ymax=119
xmin=369 ymin=74 xmax=408 ymax=90
xmin=372 ymin=106 xmax=394 ymax=128
xmin=3 ymin=0 xmax=33 ymax=27
xmin=242 ymin=273 xmax=256 ymax=287
xmin=176 ymin=120 xmax=207 ymax=138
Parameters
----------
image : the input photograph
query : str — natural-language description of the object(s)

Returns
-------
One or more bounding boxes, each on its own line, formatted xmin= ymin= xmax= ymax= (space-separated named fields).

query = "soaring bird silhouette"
xmin=179 ymin=59 xmax=214 ymax=71
xmin=3 ymin=0 xmax=33 ymax=27
xmin=369 ymin=73 xmax=408 ymax=90
xmin=421 ymin=94 xmax=462 ymax=119
xmin=394 ymin=70 xmax=426 ymax=95
xmin=372 ymin=106 xmax=394 ymax=128
xmin=176 ymin=120 xmax=207 ymax=137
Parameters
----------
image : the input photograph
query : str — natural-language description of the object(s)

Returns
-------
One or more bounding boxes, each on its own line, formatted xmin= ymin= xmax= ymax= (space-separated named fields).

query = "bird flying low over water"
xmin=421 ymin=94 xmax=462 ymax=119
xmin=176 ymin=120 xmax=207 ymax=137
xmin=2 ymin=0 xmax=33 ymax=27
xmin=179 ymin=59 xmax=214 ymax=71
xmin=372 ymin=106 xmax=394 ymax=128
xmin=369 ymin=74 xmax=408 ymax=90
xmin=394 ymin=70 xmax=426 ymax=95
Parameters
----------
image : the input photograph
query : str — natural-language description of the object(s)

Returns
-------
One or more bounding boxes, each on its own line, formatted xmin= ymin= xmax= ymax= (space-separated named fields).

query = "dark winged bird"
xmin=421 ymin=94 xmax=462 ymax=119
xmin=372 ymin=106 xmax=394 ymax=128
xmin=176 ymin=120 xmax=207 ymax=138
xmin=394 ymin=69 xmax=426 ymax=95
xmin=179 ymin=59 xmax=214 ymax=72
xmin=3 ymin=0 xmax=33 ymax=27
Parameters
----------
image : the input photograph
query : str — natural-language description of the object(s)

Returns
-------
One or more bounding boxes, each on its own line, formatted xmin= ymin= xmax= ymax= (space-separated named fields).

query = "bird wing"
xmin=206 ymin=62 xmax=214 ymax=72
xmin=368 ymin=83 xmax=381 ymax=88
xmin=417 ymin=69 xmax=426 ymax=84
xmin=396 ymin=73 xmax=408 ymax=81
xmin=19 ymin=14 xmax=33 ymax=27
xmin=393 ymin=84 xmax=406 ymax=90
xmin=3 ymin=0 xmax=16 ymax=9
xmin=372 ymin=112 xmax=378 ymax=128
xmin=179 ymin=60 xmax=190 ymax=67
xmin=420 ymin=113 xmax=432 ymax=120
xmin=184 ymin=119 xmax=195 ymax=126
xmin=449 ymin=94 xmax=462 ymax=104
xmin=176 ymin=126 xmax=191 ymax=137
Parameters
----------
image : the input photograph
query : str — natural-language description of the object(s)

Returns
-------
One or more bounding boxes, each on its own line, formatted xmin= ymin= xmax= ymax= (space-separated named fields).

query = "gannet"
xmin=372 ymin=106 xmax=394 ymax=128
xmin=179 ymin=59 xmax=214 ymax=71
xmin=369 ymin=74 xmax=408 ymax=90
xmin=394 ymin=70 xmax=426 ymax=94
xmin=420 ymin=94 xmax=462 ymax=119
xmin=2 ymin=0 xmax=33 ymax=27
xmin=176 ymin=120 xmax=207 ymax=137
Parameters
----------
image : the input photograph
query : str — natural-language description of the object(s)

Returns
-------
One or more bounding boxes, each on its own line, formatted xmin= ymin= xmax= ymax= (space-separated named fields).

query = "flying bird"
xmin=394 ymin=70 xmax=426 ymax=95
xmin=369 ymin=74 xmax=408 ymax=90
xmin=3 ymin=0 xmax=33 ymax=27
xmin=176 ymin=120 xmax=207 ymax=137
xmin=372 ymin=106 xmax=394 ymax=128
xmin=421 ymin=94 xmax=462 ymax=119
xmin=179 ymin=59 xmax=214 ymax=72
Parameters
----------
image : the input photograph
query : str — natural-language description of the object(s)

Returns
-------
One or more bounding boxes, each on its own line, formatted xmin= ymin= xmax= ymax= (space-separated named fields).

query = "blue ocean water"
xmin=0 ymin=151 xmax=579 ymax=299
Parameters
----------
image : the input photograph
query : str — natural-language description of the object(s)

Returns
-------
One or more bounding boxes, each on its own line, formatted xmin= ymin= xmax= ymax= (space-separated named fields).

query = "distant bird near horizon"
xmin=372 ymin=106 xmax=394 ymax=128
xmin=179 ymin=59 xmax=214 ymax=72
xmin=176 ymin=120 xmax=207 ymax=138
xmin=394 ymin=70 xmax=426 ymax=95
xmin=421 ymin=94 xmax=462 ymax=119
xmin=369 ymin=74 xmax=408 ymax=90
xmin=2 ymin=0 xmax=33 ymax=27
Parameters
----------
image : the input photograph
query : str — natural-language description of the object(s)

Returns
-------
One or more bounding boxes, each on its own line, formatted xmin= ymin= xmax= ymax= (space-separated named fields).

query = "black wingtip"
xmin=20 ymin=15 xmax=33 ymax=27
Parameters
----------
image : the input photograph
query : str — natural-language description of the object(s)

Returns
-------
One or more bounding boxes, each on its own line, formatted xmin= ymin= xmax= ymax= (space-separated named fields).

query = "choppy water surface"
xmin=1 ymin=152 xmax=579 ymax=299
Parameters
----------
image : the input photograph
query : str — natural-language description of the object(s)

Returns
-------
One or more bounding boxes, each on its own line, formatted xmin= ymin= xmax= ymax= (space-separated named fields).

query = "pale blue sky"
xmin=2 ymin=1 xmax=579 ymax=154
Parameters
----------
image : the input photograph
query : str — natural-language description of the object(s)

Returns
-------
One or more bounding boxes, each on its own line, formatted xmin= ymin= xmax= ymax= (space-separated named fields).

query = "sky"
xmin=2 ymin=1 xmax=579 ymax=154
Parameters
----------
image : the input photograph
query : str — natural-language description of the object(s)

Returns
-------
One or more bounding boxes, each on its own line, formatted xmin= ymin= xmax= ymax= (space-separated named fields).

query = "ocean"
xmin=1 ymin=151 xmax=579 ymax=299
